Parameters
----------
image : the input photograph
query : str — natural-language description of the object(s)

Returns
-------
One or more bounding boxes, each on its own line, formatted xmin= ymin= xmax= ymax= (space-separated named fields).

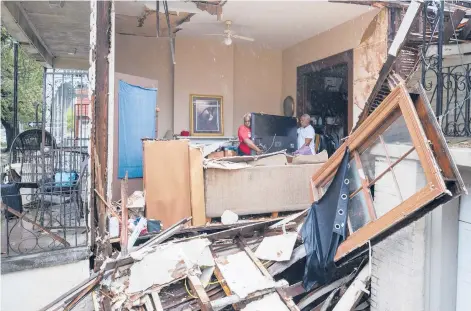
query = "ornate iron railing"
xmin=421 ymin=0 xmax=471 ymax=137
xmin=1 ymin=69 xmax=90 ymax=257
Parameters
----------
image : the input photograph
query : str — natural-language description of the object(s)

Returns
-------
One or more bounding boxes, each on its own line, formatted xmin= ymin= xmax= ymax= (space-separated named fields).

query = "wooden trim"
xmin=335 ymin=186 xmax=442 ymax=261
xmin=296 ymin=50 xmax=353 ymax=135
xmin=353 ymin=151 xmax=377 ymax=221
xmin=309 ymin=83 xmax=449 ymax=261
xmin=189 ymin=94 xmax=224 ymax=136
xmin=411 ymin=84 xmax=465 ymax=192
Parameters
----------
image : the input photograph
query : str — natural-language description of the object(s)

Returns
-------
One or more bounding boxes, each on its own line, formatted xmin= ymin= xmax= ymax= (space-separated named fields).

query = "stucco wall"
xmin=1 ymin=260 xmax=89 ymax=311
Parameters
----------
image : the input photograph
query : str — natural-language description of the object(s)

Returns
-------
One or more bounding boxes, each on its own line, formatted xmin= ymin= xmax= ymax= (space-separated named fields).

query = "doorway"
xmin=296 ymin=50 xmax=353 ymax=154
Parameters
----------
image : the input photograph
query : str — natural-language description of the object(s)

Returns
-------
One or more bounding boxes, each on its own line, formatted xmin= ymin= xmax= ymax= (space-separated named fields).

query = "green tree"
xmin=1 ymin=26 xmax=43 ymax=150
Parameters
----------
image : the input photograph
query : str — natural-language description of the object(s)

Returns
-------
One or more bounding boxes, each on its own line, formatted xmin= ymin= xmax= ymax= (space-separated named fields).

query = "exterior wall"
xmin=371 ymin=157 xmax=471 ymax=311
xmin=281 ymin=9 xmax=379 ymax=126
xmin=233 ymin=44 xmax=282 ymax=133
xmin=115 ymin=35 xmax=174 ymax=138
xmin=1 ymin=260 xmax=89 ymax=311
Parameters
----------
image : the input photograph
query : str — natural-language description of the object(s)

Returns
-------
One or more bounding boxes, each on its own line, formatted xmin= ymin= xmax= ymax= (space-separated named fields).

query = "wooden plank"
xmin=150 ymin=292 xmax=164 ymax=311
xmin=458 ymin=18 xmax=471 ymax=39
xmin=1 ymin=203 xmax=69 ymax=247
xmin=267 ymin=245 xmax=306 ymax=276
xmin=187 ymin=272 xmax=214 ymax=311
xmin=94 ymin=189 xmax=121 ymax=223
xmin=297 ymin=274 xmax=354 ymax=310
xmin=236 ymin=237 xmax=300 ymax=311
xmin=143 ymin=140 xmax=192 ymax=228
xmin=144 ymin=295 xmax=155 ymax=311
xmin=121 ymin=172 xmax=129 ymax=256
xmin=189 ymin=146 xmax=206 ymax=226
xmin=443 ymin=9 xmax=466 ymax=43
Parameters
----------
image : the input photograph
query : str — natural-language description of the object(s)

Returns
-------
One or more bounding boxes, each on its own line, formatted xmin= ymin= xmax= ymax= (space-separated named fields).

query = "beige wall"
xmin=282 ymin=9 xmax=380 ymax=121
xmin=233 ymin=44 xmax=283 ymax=133
xmin=115 ymin=34 xmax=174 ymax=137
xmin=174 ymin=37 xmax=235 ymax=136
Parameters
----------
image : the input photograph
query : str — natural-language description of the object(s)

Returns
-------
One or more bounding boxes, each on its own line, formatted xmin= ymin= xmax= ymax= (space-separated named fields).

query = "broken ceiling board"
xmin=115 ymin=11 xmax=193 ymax=37
xmin=215 ymin=251 xmax=277 ymax=299
xmin=353 ymin=7 xmax=389 ymax=111
xmin=255 ymin=233 xmax=297 ymax=262
xmin=242 ymin=293 xmax=290 ymax=311
xmin=127 ymin=238 xmax=213 ymax=293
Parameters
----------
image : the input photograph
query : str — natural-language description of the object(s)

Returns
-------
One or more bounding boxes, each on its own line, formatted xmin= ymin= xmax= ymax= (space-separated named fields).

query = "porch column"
xmin=89 ymin=0 xmax=114 ymax=270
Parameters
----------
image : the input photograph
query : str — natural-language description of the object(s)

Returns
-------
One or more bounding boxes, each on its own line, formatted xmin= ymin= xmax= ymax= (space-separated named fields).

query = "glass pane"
xmin=346 ymin=159 xmax=362 ymax=195
xmin=381 ymin=116 xmax=413 ymax=147
xmin=390 ymin=149 xmax=427 ymax=202
xmin=372 ymin=170 xmax=402 ymax=218
xmin=360 ymin=138 xmax=388 ymax=183
xmin=349 ymin=192 xmax=372 ymax=232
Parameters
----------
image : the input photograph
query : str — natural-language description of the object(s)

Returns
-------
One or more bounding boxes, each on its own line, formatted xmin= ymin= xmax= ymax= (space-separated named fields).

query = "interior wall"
xmin=174 ymin=37 xmax=235 ymax=136
xmin=282 ymin=9 xmax=379 ymax=124
xmin=115 ymin=34 xmax=174 ymax=137
xmin=233 ymin=44 xmax=283 ymax=133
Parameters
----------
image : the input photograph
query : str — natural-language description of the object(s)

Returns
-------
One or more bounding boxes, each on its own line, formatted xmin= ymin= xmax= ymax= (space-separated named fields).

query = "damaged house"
xmin=1 ymin=0 xmax=471 ymax=310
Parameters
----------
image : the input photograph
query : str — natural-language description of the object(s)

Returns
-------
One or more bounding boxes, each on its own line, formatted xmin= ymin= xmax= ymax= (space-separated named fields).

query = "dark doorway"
xmin=296 ymin=50 xmax=353 ymax=147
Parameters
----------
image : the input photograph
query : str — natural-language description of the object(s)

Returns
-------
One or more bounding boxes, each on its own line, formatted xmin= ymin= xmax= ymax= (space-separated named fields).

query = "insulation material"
xmin=127 ymin=238 xmax=213 ymax=293
xmin=143 ymin=140 xmax=191 ymax=228
xmin=215 ymin=251 xmax=276 ymax=299
xmin=255 ymin=233 xmax=297 ymax=262
xmin=242 ymin=293 xmax=290 ymax=311
xmin=353 ymin=8 xmax=389 ymax=111
xmin=205 ymin=164 xmax=324 ymax=217
xmin=118 ymin=81 xmax=157 ymax=178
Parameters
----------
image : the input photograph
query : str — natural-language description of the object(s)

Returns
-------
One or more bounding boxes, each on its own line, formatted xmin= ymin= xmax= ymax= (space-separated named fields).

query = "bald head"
xmin=300 ymin=114 xmax=311 ymax=127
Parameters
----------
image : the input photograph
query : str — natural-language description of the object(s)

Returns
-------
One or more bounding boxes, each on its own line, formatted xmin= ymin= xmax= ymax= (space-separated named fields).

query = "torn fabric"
xmin=301 ymin=147 xmax=350 ymax=290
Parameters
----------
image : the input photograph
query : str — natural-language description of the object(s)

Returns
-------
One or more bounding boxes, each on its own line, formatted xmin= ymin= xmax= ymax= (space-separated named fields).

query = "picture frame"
xmin=189 ymin=94 xmax=224 ymax=136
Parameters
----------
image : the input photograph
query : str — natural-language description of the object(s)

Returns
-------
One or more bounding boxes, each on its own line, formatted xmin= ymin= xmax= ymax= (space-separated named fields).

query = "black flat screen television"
xmin=250 ymin=113 xmax=298 ymax=153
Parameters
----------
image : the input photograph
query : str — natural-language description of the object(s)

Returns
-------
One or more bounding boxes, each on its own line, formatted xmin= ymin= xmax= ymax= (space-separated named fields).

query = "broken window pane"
xmin=360 ymin=138 xmax=387 ymax=183
xmin=346 ymin=159 xmax=362 ymax=195
xmin=381 ymin=116 xmax=413 ymax=147
xmin=389 ymin=149 xmax=427 ymax=201
xmin=372 ymin=170 xmax=402 ymax=218
xmin=348 ymin=192 xmax=372 ymax=232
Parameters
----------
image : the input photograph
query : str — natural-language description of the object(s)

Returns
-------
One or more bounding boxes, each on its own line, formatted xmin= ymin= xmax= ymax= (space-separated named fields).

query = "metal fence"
xmin=421 ymin=0 xmax=471 ymax=138
xmin=1 ymin=69 xmax=90 ymax=257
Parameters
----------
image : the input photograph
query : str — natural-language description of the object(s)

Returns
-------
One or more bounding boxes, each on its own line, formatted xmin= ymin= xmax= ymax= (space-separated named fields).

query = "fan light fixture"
xmin=224 ymin=36 xmax=232 ymax=46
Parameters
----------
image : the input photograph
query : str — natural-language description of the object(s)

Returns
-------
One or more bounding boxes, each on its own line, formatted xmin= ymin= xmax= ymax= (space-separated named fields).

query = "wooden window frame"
xmin=311 ymin=83 xmax=456 ymax=262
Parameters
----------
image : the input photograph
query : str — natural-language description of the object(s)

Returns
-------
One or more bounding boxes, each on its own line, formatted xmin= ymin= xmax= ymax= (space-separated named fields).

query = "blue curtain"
xmin=118 ymin=80 xmax=157 ymax=178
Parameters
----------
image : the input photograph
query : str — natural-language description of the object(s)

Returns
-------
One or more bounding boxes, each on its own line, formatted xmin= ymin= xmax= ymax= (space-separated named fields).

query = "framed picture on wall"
xmin=190 ymin=94 xmax=224 ymax=136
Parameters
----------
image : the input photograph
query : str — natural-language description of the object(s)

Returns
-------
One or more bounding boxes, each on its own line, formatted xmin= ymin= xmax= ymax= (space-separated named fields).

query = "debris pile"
xmin=42 ymin=213 xmax=372 ymax=311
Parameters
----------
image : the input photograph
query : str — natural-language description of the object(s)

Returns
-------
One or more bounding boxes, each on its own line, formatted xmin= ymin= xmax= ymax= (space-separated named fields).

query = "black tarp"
xmin=301 ymin=147 xmax=350 ymax=290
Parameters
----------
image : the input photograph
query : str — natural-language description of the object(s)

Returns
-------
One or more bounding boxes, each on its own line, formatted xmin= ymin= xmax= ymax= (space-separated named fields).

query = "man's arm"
xmin=304 ymin=126 xmax=315 ymax=146
xmin=244 ymin=138 xmax=262 ymax=154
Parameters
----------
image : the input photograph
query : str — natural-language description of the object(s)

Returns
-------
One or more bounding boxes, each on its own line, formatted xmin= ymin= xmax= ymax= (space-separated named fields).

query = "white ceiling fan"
xmin=205 ymin=20 xmax=255 ymax=46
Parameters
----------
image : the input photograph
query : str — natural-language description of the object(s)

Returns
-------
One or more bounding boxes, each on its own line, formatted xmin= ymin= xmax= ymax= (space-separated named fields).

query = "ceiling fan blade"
xmin=232 ymin=34 xmax=255 ymax=42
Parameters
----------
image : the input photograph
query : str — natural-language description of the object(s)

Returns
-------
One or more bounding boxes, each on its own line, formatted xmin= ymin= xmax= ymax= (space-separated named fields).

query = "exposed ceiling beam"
xmin=1 ymin=1 xmax=54 ymax=66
